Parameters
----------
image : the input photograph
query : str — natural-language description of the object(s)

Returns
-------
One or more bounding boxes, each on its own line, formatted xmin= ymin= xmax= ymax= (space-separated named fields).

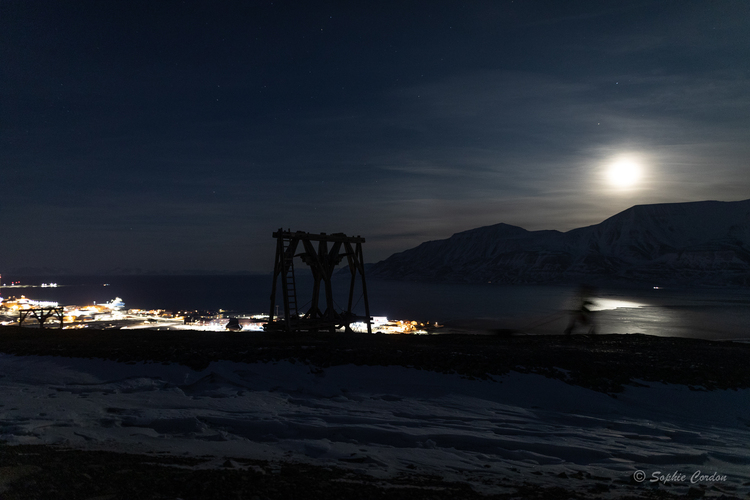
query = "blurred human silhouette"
xmin=564 ymin=284 xmax=597 ymax=335
xmin=225 ymin=317 xmax=243 ymax=331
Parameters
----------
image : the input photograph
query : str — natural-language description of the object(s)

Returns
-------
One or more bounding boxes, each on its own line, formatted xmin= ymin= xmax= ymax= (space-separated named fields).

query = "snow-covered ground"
xmin=1 ymin=354 xmax=748 ymax=497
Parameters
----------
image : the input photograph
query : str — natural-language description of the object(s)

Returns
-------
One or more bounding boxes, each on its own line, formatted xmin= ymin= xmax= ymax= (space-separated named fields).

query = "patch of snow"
xmin=0 ymin=354 xmax=748 ymax=496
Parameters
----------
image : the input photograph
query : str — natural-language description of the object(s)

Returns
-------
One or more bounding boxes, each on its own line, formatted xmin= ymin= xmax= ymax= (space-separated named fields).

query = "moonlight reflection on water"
xmin=3 ymin=276 xmax=750 ymax=341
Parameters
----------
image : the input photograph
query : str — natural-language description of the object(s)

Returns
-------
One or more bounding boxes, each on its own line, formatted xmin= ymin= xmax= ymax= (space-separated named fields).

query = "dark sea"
xmin=3 ymin=275 xmax=750 ymax=341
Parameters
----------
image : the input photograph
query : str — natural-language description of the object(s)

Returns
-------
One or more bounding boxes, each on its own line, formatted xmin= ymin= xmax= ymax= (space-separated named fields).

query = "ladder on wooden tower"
xmin=269 ymin=229 xmax=371 ymax=334
xmin=282 ymin=237 xmax=299 ymax=327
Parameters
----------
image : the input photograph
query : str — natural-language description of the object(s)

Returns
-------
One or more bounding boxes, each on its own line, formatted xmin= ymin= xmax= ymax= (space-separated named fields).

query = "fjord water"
xmin=5 ymin=275 xmax=750 ymax=341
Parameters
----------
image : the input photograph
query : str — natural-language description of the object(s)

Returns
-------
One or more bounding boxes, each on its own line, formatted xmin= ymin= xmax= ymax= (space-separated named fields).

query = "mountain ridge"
xmin=368 ymin=199 xmax=750 ymax=286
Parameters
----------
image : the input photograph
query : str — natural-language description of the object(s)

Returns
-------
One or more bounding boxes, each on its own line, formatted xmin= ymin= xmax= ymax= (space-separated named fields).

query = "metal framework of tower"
xmin=19 ymin=307 xmax=64 ymax=329
xmin=267 ymin=229 xmax=371 ymax=333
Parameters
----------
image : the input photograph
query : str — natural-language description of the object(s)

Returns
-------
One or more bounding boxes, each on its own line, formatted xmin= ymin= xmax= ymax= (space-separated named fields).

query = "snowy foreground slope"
xmin=1 ymin=353 xmax=748 ymax=498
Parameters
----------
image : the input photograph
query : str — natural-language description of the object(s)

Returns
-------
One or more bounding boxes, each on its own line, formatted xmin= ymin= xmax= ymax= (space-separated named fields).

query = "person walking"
xmin=564 ymin=284 xmax=597 ymax=335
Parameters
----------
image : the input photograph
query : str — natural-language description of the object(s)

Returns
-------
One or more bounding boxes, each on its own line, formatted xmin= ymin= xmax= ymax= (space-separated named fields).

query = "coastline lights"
xmin=350 ymin=316 xmax=429 ymax=334
xmin=1 ymin=295 xmax=435 ymax=334
xmin=0 ymin=296 xmax=59 ymax=309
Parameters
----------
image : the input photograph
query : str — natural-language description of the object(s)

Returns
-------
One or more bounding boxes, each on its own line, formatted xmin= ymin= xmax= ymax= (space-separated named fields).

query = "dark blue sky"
xmin=2 ymin=1 xmax=749 ymax=273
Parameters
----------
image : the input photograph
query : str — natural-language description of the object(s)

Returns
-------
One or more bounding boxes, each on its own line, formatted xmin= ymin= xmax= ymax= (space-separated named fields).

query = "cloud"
xmin=3 ymin=1 xmax=749 ymax=271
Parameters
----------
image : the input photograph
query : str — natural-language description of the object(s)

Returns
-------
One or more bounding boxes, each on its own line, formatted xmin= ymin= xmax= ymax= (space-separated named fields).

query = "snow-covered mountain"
xmin=369 ymin=200 xmax=750 ymax=286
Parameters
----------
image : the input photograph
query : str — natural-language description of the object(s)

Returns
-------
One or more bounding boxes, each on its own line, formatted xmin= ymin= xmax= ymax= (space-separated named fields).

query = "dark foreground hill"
xmin=1 ymin=326 xmax=749 ymax=394
xmin=0 ymin=327 xmax=750 ymax=500
xmin=369 ymin=199 xmax=750 ymax=286
xmin=1 ymin=327 xmax=749 ymax=500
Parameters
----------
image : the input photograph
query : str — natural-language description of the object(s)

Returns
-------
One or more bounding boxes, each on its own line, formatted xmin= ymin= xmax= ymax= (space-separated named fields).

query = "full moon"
xmin=606 ymin=158 xmax=642 ymax=188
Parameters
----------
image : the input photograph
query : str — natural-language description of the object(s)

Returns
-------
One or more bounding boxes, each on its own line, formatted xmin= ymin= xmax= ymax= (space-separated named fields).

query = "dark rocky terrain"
xmin=6 ymin=441 xmax=740 ymax=500
xmin=1 ymin=326 xmax=749 ymax=393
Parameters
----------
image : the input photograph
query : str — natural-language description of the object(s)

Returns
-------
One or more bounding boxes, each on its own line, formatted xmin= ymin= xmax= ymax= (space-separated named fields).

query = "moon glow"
xmin=606 ymin=158 xmax=642 ymax=188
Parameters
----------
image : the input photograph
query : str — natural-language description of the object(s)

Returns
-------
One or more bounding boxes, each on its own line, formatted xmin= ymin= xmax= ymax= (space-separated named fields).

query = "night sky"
xmin=2 ymin=1 xmax=749 ymax=274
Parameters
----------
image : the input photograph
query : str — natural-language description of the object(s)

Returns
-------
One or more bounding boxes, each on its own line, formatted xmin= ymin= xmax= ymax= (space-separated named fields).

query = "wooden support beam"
xmin=18 ymin=307 xmax=64 ymax=329
xmin=267 ymin=229 xmax=371 ymax=333
xmin=272 ymin=230 xmax=365 ymax=244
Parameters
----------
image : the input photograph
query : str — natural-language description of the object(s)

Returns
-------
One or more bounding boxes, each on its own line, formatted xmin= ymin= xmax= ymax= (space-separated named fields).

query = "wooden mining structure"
xmin=268 ymin=229 xmax=371 ymax=333
xmin=18 ymin=307 xmax=64 ymax=329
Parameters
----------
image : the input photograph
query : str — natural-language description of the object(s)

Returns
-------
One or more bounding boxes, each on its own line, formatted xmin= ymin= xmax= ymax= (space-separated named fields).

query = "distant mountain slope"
xmin=369 ymin=200 xmax=750 ymax=286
